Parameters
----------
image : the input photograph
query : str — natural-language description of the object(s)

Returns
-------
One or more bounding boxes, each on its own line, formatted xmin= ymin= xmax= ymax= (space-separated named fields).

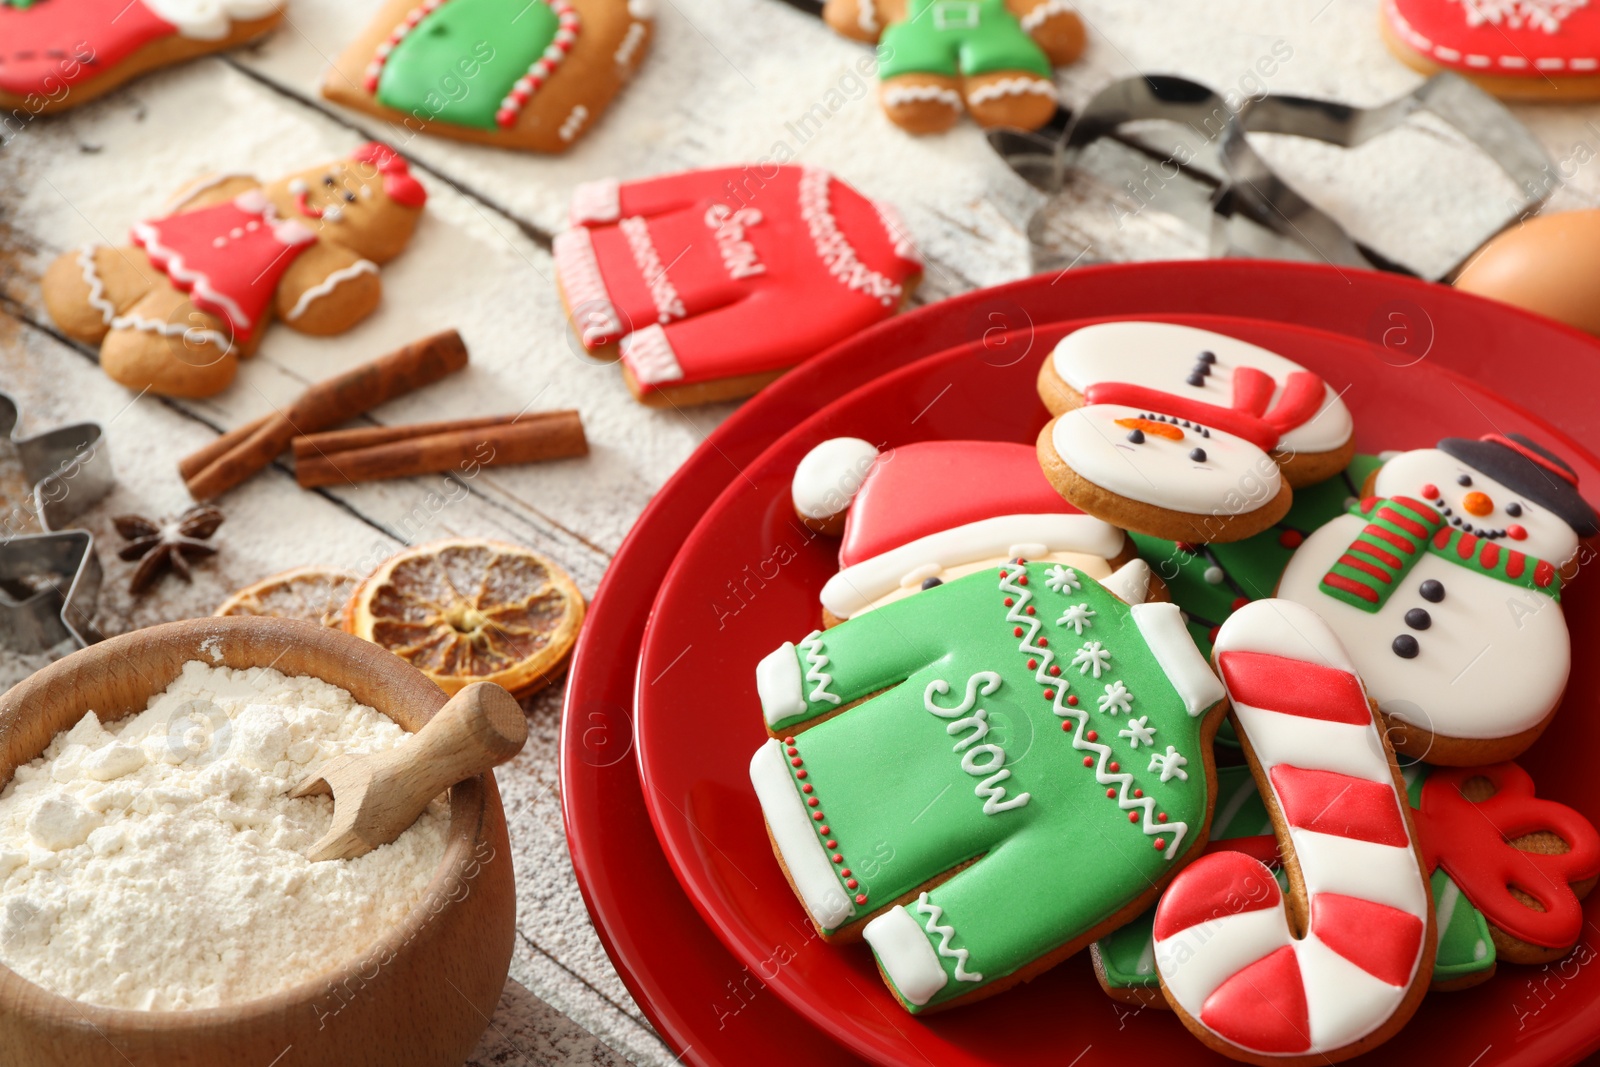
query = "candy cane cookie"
xmin=1152 ymin=599 xmax=1433 ymax=1065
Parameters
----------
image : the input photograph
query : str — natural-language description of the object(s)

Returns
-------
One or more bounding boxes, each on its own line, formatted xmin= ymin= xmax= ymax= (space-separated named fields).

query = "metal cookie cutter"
xmin=991 ymin=72 xmax=1554 ymax=279
xmin=0 ymin=392 xmax=113 ymax=651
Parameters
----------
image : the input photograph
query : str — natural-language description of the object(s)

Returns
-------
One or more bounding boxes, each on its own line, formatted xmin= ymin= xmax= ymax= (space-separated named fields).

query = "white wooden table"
xmin=3 ymin=1 xmax=1599 ymax=1062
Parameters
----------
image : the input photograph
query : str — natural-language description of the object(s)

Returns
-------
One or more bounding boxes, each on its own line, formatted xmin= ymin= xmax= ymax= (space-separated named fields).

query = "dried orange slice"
xmin=215 ymin=566 xmax=360 ymax=628
xmin=343 ymin=538 xmax=584 ymax=697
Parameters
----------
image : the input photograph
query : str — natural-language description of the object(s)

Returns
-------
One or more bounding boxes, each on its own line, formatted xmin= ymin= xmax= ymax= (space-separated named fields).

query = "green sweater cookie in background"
xmin=751 ymin=560 xmax=1225 ymax=1012
xmin=877 ymin=0 xmax=1052 ymax=82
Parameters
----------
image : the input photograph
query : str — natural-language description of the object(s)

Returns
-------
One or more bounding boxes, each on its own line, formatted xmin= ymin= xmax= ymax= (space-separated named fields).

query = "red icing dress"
xmin=553 ymin=165 xmax=922 ymax=396
xmin=131 ymin=190 xmax=315 ymax=342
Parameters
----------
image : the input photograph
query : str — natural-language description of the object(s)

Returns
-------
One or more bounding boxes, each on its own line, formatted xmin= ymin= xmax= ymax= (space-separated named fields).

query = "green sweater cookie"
xmin=750 ymin=560 xmax=1226 ymax=1011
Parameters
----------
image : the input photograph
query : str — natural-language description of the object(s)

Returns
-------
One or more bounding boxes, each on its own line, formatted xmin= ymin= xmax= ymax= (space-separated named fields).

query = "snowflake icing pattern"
xmin=1118 ymin=715 xmax=1156 ymax=749
xmin=1453 ymin=0 xmax=1586 ymax=32
xmin=1097 ymin=680 xmax=1133 ymax=715
xmin=1072 ymin=641 xmax=1111 ymax=678
xmin=1149 ymin=745 xmax=1189 ymax=783
xmin=1056 ymin=603 xmax=1096 ymax=635
xmin=1044 ymin=565 xmax=1082 ymax=593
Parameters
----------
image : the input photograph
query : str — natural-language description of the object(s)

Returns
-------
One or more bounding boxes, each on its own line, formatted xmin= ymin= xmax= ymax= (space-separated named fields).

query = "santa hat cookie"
xmin=791 ymin=438 xmax=1145 ymax=622
xmin=322 ymin=0 xmax=651 ymax=153
xmin=0 ymin=0 xmax=282 ymax=114
xmin=1382 ymin=0 xmax=1600 ymax=100
xmin=554 ymin=166 xmax=922 ymax=407
xmin=1276 ymin=434 xmax=1596 ymax=764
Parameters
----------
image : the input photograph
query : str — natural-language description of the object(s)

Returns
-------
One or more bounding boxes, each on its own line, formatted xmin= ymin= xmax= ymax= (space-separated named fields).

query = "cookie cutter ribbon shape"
xmin=0 ymin=392 xmax=113 ymax=651
xmin=991 ymin=72 xmax=1553 ymax=280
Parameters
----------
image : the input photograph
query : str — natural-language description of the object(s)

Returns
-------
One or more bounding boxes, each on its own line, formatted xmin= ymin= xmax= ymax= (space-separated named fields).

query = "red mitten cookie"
xmin=1154 ymin=599 xmax=1433 ymax=1065
xmin=42 ymin=143 xmax=426 ymax=399
xmin=790 ymin=437 xmax=1146 ymax=624
xmin=554 ymin=166 xmax=921 ymax=406
xmin=0 ymin=0 xmax=282 ymax=115
xmin=1276 ymin=434 xmax=1597 ymax=764
xmin=1383 ymin=0 xmax=1600 ymax=100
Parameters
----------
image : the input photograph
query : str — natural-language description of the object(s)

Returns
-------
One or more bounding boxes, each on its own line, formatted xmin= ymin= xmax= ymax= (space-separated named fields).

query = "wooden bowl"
xmin=0 ymin=617 xmax=517 ymax=1067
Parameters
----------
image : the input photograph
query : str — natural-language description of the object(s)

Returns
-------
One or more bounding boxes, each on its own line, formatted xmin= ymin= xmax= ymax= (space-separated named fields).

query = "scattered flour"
xmin=0 ymin=661 xmax=449 ymax=1010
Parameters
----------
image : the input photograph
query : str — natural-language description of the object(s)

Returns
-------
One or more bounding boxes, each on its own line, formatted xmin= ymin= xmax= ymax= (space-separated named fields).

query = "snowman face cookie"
xmin=1038 ymin=404 xmax=1292 ymax=544
xmin=1374 ymin=449 xmax=1581 ymax=566
xmin=1039 ymin=321 xmax=1357 ymax=487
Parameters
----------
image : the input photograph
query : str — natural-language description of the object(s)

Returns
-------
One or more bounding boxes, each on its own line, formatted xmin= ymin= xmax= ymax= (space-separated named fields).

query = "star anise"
xmin=113 ymin=506 xmax=225 ymax=594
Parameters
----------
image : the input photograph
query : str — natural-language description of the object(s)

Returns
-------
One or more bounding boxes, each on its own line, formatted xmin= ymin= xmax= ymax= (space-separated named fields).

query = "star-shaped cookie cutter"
xmin=0 ymin=392 xmax=113 ymax=652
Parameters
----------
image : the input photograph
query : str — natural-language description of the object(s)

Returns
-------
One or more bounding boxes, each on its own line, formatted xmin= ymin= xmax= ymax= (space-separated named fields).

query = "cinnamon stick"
xmin=292 ymin=411 xmax=587 ymax=488
xmin=181 ymin=330 xmax=469 ymax=501
xmin=290 ymin=414 xmax=522 ymax=459
xmin=177 ymin=414 xmax=272 ymax=481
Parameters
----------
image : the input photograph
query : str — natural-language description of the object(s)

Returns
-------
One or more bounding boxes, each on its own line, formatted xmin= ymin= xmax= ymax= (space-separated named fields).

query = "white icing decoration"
xmin=927 ymin=673 xmax=1030 ymax=813
xmin=619 ymin=325 xmax=684 ymax=386
xmin=1451 ymin=0 xmax=1585 ymax=32
xmin=749 ymin=741 xmax=854 ymax=928
xmin=863 ymin=904 xmax=946 ymax=1006
xmin=142 ymin=0 xmax=279 ymax=41
xmin=1148 ymin=745 xmax=1188 ymax=782
xmin=558 ymin=105 xmax=590 ymax=143
xmin=1050 ymin=321 xmax=1354 ymax=457
xmin=856 ymin=0 xmax=879 ymax=34
xmin=756 ymin=643 xmax=806 ymax=727
xmin=614 ymin=21 xmax=648 ymax=66
xmin=704 ymin=204 xmax=766 ymax=280
xmin=797 ymin=631 xmax=841 ymax=706
xmin=109 ymin=314 xmax=233 ymax=354
xmin=1129 ymin=601 xmax=1224 ymax=717
xmin=881 ymin=83 xmax=963 ymax=109
xmin=1043 ymin=564 xmax=1081 ymax=592
xmin=618 ymin=216 xmax=686 ymax=325
xmin=1097 ymin=680 xmax=1134 ymax=715
xmin=792 ymin=437 xmax=880 ymax=521
xmin=283 ymin=259 xmax=377 ymax=322
xmin=569 ymin=178 xmax=620 ymax=226
xmin=1118 ymin=715 xmax=1155 ymax=749
xmin=77 ymin=245 xmax=115 ymax=326
xmin=965 ymin=77 xmax=1056 ymax=107
xmin=798 ymin=167 xmax=905 ymax=307
xmin=820 ymin=513 xmax=1125 ymax=620
xmin=1050 ymin=402 xmax=1283 ymax=517
xmin=915 ymin=893 xmax=984 ymax=982
xmin=1100 ymin=558 xmax=1152 ymax=605
xmin=1055 ymin=602 xmax=1095 ymax=634
xmin=553 ymin=227 xmax=622 ymax=346
xmin=627 ymin=0 xmax=654 ymax=17
xmin=872 ymin=200 xmax=921 ymax=266
xmin=1071 ymin=641 xmax=1111 ymax=678
xmin=1019 ymin=0 xmax=1075 ymax=31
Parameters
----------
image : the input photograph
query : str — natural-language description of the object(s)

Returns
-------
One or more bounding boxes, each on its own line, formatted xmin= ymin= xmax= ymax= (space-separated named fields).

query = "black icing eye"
xmin=1197 ymin=350 xmax=1216 ymax=364
xmin=323 ymin=175 xmax=337 ymax=187
xmin=1126 ymin=429 xmax=1146 ymax=444
xmin=920 ymin=577 xmax=943 ymax=590
xmin=1189 ymin=448 xmax=1207 ymax=463
xmin=1506 ymin=502 xmax=1523 ymax=517
xmin=1186 ymin=372 xmax=1206 ymax=386
xmin=343 ymin=191 xmax=356 ymax=202
xmin=1457 ymin=474 xmax=1472 ymax=487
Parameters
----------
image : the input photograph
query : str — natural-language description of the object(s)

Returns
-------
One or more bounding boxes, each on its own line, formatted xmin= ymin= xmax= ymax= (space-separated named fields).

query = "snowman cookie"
xmin=791 ymin=437 xmax=1148 ymax=623
xmin=1038 ymin=321 xmax=1357 ymax=488
xmin=1276 ymin=433 xmax=1598 ymax=765
xmin=554 ymin=166 xmax=921 ymax=406
xmin=750 ymin=560 xmax=1226 ymax=1012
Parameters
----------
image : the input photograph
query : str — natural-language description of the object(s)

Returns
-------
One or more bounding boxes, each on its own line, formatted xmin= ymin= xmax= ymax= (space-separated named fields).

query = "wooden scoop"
xmin=292 ymin=681 xmax=527 ymax=862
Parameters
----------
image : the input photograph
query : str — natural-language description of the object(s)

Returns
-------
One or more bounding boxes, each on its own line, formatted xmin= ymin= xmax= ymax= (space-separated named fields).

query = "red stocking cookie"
xmin=554 ymin=166 xmax=922 ymax=406
xmin=1153 ymin=599 xmax=1432 ymax=1064
xmin=42 ymin=143 xmax=426 ymax=399
xmin=0 ymin=0 xmax=282 ymax=115
xmin=1383 ymin=0 xmax=1600 ymax=100
xmin=790 ymin=437 xmax=1145 ymax=623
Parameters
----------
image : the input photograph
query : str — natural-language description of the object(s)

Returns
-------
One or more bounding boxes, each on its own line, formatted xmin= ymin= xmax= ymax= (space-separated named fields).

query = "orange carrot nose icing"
xmin=1115 ymin=417 xmax=1184 ymax=441
xmin=1463 ymin=491 xmax=1494 ymax=516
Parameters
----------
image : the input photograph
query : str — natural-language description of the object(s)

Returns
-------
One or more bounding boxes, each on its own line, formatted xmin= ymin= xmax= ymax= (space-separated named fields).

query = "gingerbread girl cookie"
xmin=749 ymin=559 xmax=1226 ymax=1012
xmin=1382 ymin=0 xmax=1600 ymax=100
xmin=0 ymin=0 xmax=282 ymax=114
xmin=43 ymin=143 xmax=426 ymax=399
xmin=323 ymin=0 xmax=650 ymax=153
xmin=554 ymin=166 xmax=922 ymax=406
xmin=823 ymin=0 xmax=1084 ymax=133
xmin=791 ymin=437 xmax=1147 ymax=623
xmin=1276 ymin=433 xmax=1598 ymax=764
xmin=1154 ymin=599 xmax=1433 ymax=1064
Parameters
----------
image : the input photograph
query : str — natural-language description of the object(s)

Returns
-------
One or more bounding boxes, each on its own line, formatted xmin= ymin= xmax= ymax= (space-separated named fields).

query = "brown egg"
xmin=1455 ymin=210 xmax=1600 ymax=337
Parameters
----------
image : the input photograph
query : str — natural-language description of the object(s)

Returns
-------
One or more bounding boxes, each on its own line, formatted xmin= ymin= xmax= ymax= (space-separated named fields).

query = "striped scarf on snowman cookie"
xmin=1318 ymin=495 xmax=1561 ymax=613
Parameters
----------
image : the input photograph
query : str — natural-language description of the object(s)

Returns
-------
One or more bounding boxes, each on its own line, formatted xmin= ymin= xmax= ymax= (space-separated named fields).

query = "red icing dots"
xmin=1067 ymin=695 xmax=1078 ymax=706
xmin=1085 ymin=730 xmax=1096 ymax=741
xmin=1083 ymin=757 xmax=1093 ymax=767
xmin=1278 ymin=529 xmax=1303 ymax=549
xmin=1128 ymin=811 xmax=1139 ymax=823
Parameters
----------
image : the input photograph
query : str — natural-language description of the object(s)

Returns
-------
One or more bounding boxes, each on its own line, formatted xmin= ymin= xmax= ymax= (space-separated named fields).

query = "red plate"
xmin=562 ymin=262 xmax=1600 ymax=1067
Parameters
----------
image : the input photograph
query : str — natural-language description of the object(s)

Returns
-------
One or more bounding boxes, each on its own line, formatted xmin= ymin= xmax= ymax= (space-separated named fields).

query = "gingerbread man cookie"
xmin=1154 ymin=599 xmax=1433 ymax=1064
xmin=323 ymin=0 xmax=650 ymax=153
xmin=1276 ymin=434 xmax=1598 ymax=764
xmin=43 ymin=143 xmax=426 ymax=399
xmin=554 ymin=166 xmax=921 ymax=406
xmin=791 ymin=437 xmax=1147 ymax=624
xmin=1382 ymin=0 xmax=1600 ymax=100
xmin=749 ymin=559 xmax=1226 ymax=1012
xmin=823 ymin=0 xmax=1084 ymax=133
xmin=0 ymin=0 xmax=282 ymax=115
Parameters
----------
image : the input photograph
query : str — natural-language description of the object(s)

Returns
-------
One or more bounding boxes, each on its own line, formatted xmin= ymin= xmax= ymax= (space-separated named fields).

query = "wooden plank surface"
xmin=4 ymin=0 xmax=1600 ymax=1063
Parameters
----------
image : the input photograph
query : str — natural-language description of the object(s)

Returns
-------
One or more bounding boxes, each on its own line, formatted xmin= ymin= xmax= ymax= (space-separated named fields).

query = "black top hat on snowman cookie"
xmin=1438 ymin=433 xmax=1599 ymax=540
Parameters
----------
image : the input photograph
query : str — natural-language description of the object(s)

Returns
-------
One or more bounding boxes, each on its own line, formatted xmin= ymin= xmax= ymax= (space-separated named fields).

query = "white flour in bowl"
xmin=0 ymin=661 xmax=449 ymax=1010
